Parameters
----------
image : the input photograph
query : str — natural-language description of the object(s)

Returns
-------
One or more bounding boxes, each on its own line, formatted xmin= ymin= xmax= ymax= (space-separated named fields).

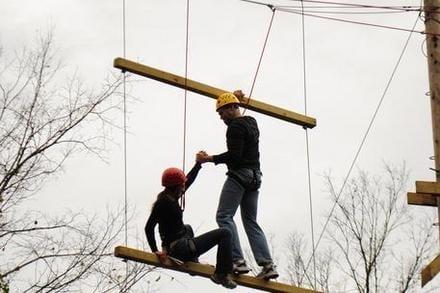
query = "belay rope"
xmin=180 ymin=0 xmax=191 ymax=211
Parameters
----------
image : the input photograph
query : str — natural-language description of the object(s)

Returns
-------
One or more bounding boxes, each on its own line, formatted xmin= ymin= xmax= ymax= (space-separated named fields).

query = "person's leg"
xmin=241 ymin=188 xmax=279 ymax=279
xmin=240 ymin=188 xmax=272 ymax=265
xmin=193 ymin=229 xmax=237 ymax=289
xmin=216 ymin=176 xmax=245 ymax=261
xmin=192 ymin=228 xmax=232 ymax=274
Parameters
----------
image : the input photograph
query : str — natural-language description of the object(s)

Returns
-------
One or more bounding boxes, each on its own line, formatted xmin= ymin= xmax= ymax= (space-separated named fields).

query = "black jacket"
xmin=213 ymin=116 xmax=260 ymax=170
xmin=144 ymin=162 xmax=201 ymax=252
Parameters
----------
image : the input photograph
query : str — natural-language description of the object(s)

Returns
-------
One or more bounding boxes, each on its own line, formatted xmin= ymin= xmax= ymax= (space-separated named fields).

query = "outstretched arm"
xmin=212 ymin=125 xmax=245 ymax=168
xmin=196 ymin=125 xmax=245 ymax=169
xmin=184 ymin=161 xmax=202 ymax=190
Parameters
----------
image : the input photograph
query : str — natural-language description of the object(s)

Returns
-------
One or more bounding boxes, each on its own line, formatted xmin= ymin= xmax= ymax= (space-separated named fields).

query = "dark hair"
xmin=152 ymin=186 xmax=180 ymax=209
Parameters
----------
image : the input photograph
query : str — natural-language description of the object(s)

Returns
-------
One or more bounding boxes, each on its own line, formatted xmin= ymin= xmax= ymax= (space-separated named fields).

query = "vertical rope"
xmin=122 ymin=0 xmax=128 ymax=249
xmin=121 ymin=0 xmax=129 ymax=284
xmin=300 ymin=0 xmax=317 ymax=288
xmin=180 ymin=0 xmax=190 ymax=211
xmin=242 ymin=7 xmax=276 ymax=115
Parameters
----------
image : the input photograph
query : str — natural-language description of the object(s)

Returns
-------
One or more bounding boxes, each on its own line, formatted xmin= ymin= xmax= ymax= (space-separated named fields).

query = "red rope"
xmin=242 ymin=8 xmax=276 ymax=115
xmin=277 ymin=8 xmax=434 ymax=36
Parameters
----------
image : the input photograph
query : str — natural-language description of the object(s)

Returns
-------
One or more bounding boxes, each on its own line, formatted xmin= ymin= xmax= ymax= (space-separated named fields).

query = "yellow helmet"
xmin=216 ymin=92 xmax=240 ymax=111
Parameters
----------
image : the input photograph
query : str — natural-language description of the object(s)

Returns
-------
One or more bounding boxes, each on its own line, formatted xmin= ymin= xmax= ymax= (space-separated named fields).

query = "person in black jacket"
xmin=197 ymin=90 xmax=278 ymax=280
xmin=145 ymin=157 xmax=236 ymax=289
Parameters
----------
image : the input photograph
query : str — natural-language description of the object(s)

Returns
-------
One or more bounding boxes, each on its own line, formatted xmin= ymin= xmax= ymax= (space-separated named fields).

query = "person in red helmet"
xmin=145 ymin=154 xmax=237 ymax=289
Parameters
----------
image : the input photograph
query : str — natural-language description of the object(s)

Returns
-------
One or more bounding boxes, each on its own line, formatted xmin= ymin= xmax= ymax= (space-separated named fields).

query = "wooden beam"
xmin=416 ymin=181 xmax=440 ymax=195
xmin=113 ymin=57 xmax=317 ymax=129
xmin=407 ymin=192 xmax=438 ymax=207
xmin=114 ymin=246 xmax=319 ymax=293
xmin=422 ymin=254 xmax=440 ymax=287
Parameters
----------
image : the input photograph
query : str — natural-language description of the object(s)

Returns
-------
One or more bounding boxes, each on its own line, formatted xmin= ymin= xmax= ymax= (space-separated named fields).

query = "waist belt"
xmin=169 ymin=237 xmax=196 ymax=254
xmin=228 ymin=169 xmax=260 ymax=191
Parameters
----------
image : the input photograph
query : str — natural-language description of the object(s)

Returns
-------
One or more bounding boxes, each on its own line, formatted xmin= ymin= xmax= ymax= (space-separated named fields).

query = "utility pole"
xmin=425 ymin=0 xmax=440 ymax=239
xmin=406 ymin=0 xmax=440 ymax=287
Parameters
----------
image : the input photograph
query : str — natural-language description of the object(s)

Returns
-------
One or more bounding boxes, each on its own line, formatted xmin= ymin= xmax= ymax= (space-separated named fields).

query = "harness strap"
xmin=227 ymin=169 xmax=260 ymax=191
xmin=169 ymin=238 xmax=197 ymax=255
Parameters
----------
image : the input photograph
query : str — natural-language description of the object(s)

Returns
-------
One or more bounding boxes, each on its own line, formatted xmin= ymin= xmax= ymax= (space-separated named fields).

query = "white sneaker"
xmin=256 ymin=263 xmax=279 ymax=280
xmin=232 ymin=259 xmax=250 ymax=275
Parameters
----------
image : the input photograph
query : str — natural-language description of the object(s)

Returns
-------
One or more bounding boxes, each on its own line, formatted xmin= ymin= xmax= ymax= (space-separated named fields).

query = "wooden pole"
xmin=424 ymin=0 xmax=440 ymax=245
xmin=113 ymin=58 xmax=317 ymax=128
xmin=411 ymin=1 xmax=440 ymax=287
xmin=114 ymin=246 xmax=320 ymax=293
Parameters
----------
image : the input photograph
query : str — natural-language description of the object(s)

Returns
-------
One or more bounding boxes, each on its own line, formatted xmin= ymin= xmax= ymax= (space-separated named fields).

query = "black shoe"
xmin=210 ymin=273 xmax=237 ymax=289
xmin=232 ymin=259 xmax=250 ymax=275
xmin=190 ymin=257 xmax=199 ymax=263
xmin=256 ymin=263 xmax=279 ymax=280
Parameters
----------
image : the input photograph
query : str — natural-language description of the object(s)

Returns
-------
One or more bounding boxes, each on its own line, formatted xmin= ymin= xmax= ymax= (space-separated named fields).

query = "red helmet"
xmin=161 ymin=167 xmax=186 ymax=187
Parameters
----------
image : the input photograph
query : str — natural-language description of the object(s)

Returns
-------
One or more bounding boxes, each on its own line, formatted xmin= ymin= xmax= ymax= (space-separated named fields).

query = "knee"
xmin=218 ymin=227 xmax=232 ymax=239
xmin=241 ymin=212 xmax=258 ymax=226
xmin=216 ymin=210 xmax=230 ymax=224
xmin=184 ymin=224 xmax=194 ymax=237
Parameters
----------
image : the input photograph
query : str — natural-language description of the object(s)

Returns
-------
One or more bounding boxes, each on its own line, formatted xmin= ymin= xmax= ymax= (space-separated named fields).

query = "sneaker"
xmin=210 ymin=273 xmax=237 ymax=289
xmin=232 ymin=259 xmax=250 ymax=275
xmin=256 ymin=263 xmax=279 ymax=280
xmin=190 ymin=257 xmax=199 ymax=263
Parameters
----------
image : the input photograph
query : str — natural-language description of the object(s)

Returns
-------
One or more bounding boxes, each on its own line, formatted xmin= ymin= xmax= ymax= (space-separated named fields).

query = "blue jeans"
xmin=169 ymin=226 xmax=233 ymax=274
xmin=216 ymin=168 xmax=273 ymax=266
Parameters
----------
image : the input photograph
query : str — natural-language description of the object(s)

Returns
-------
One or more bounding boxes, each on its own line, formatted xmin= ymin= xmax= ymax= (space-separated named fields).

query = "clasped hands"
xmin=196 ymin=150 xmax=211 ymax=164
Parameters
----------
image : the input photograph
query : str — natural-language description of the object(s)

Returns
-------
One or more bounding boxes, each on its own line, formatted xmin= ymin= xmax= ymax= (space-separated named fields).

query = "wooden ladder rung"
xmin=113 ymin=57 xmax=317 ymax=129
xmin=114 ymin=246 xmax=320 ymax=293
xmin=407 ymin=192 xmax=439 ymax=207
xmin=416 ymin=181 xmax=440 ymax=195
xmin=422 ymin=254 xmax=440 ymax=287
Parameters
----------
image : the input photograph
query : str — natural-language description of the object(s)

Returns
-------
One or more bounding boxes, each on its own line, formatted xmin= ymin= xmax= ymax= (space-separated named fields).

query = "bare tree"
xmin=392 ymin=212 xmax=436 ymax=293
xmin=0 ymin=30 xmax=123 ymax=210
xmin=285 ymin=231 xmax=334 ymax=292
xmin=0 ymin=31 xmax=155 ymax=292
xmin=324 ymin=163 xmax=437 ymax=293
xmin=1 ymin=207 xmax=155 ymax=293
xmin=285 ymin=164 xmax=437 ymax=293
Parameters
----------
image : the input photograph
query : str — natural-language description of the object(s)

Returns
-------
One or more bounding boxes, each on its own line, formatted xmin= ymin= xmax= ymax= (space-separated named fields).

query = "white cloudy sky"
xmin=1 ymin=0 xmax=438 ymax=292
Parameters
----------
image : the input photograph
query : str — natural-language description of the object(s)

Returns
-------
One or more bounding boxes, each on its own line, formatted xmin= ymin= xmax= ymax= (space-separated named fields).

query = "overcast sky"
xmin=1 ymin=0 xmax=438 ymax=292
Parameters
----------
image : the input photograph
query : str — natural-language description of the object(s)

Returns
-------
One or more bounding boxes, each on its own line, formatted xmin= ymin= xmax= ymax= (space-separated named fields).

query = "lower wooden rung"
xmin=407 ymin=192 xmax=438 ymax=207
xmin=114 ymin=245 xmax=319 ymax=293
xmin=422 ymin=254 xmax=440 ymax=287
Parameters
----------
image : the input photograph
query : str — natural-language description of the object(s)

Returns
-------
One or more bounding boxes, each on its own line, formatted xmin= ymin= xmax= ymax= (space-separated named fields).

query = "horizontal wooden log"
xmin=416 ymin=181 xmax=440 ymax=195
xmin=407 ymin=192 xmax=438 ymax=207
xmin=114 ymin=57 xmax=317 ymax=128
xmin=114 ymin=246 xmax=319 ymax=293
xmin=422 ymin=254 xmax=440 ymax=287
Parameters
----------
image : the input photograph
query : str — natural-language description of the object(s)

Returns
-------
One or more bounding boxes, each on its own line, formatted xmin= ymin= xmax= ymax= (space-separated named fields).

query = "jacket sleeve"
xmin=184 ymin=162 xmax=202 ymax=190
xmin=213 ymin=123 xmax=245 ymax=168
xmin=145 ymin=207 xmax=159 ymax=252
